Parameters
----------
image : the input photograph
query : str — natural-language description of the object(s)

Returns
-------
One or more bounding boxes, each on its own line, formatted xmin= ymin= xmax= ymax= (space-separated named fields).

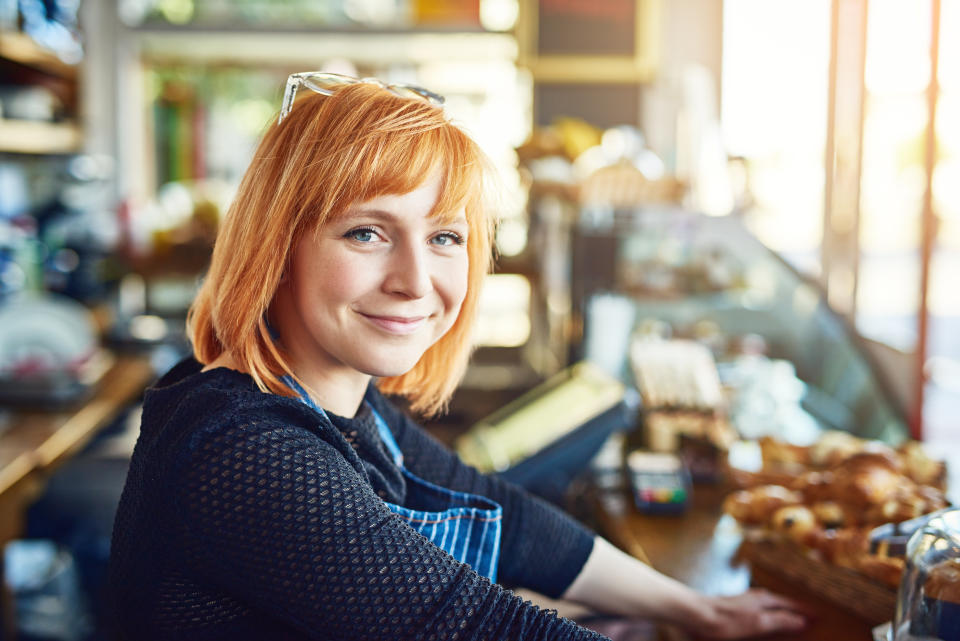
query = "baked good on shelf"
xmin=808 ymin=430 xmax=865 ymax=468
xmin=791 ymin=470 xmax=836 ymax=504
xmin=722 ymin=485 xmax=803 ymax=525
xmin=631 ymin=338 xmax=737 ymax=454
xmin=810 ymin=500 xmax=847 ymax=529
xmin=747 ymin=430 xmax=947 ymax=490
xmin=925 ymin=559 xmax=960 ymax=604
xmin=803 ymin=526 xmax=871 ymax=568
xmin=758 ymin=436 xmax=810 ymax=470
xmin=769 ymin=505 xmax=818 ymax=544
xmin=899 ymin=440 xmax=948 ymax=490
xmin=864 ymin=484 xmax=949 ymax=525
xmin=829 ymin=452 xmax=904 ymax=508
xmin=723 ymin=434 xmax=950 ymax=592
xmin=857 ymin=555 xmax=905 ymax=588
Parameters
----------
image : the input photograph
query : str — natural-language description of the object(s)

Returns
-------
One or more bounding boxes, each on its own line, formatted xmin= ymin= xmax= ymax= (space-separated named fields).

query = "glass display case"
xmin=572 ymin=207 xmax=909 ymax=446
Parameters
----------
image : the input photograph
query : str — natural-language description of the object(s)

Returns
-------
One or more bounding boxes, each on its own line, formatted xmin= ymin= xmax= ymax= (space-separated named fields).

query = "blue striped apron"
xmin=283 ymin=378 xmax=503 ymax=582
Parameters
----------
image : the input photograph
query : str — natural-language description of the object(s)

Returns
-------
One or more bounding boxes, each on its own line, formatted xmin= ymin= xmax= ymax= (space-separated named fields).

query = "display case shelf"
xmin=571 ymin=209 xmax=910 ymax=444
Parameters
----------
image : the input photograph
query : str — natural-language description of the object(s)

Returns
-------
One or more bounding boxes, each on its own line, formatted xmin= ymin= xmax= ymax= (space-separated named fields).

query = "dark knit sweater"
xmin=108 ymin=358 xmax=605 ymax=640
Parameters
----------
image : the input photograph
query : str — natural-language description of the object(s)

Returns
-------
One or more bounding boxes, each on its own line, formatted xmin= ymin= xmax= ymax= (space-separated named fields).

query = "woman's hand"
xmin=563 ymin=539 xmax=809 ymax=639
xmin=689 ymin=588 xmax=808 ymax=639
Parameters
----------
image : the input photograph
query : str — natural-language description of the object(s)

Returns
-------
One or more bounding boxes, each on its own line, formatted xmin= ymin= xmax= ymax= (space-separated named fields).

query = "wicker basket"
xmin=739 ymin=539 xmax=898 ymax=625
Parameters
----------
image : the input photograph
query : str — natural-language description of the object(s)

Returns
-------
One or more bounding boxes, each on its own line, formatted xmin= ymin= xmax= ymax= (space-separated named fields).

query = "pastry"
xmin=808 ymin=431 xmax=864 ymax=468
xmin=810 ymin=501 xmax=847 ymax=529
xmin=830 ymin=452 xmax=904 ymax=508
xmin=723 ymin=485 xmax=803 ymax=525
xmin=805 ymin=527 xmax=870 ymax=568
xmin=759 ymin=435 xmax=809 ymax=467
xmin=899 ymin=441 xmax=948 ymax=490
xmin=770 ymin=505 xmax=818 ymax=544
xmin=792 ymin=470 xmax=836 ymax=504
xmin=857 ymin=555 xmax=905 ymax=589
xmin=925 ymin=559 xmax=960 ymax=604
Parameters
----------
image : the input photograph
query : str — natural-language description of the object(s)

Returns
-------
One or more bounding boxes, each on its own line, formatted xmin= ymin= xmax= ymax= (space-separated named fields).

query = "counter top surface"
xmin=596 ymin=482 xmax=880 ymax=641
xmin=0 ymin=353 xmax=154 ymax=535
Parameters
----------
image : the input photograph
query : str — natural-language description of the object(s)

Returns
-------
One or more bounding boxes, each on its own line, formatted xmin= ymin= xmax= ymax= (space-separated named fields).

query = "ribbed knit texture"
xmin=108 ymin=358 xmax=604 ymax=640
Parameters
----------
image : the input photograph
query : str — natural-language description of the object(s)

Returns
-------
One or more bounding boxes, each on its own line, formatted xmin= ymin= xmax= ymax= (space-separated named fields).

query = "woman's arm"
xmin=563 ymin=537 xmax=808 ymax=639
xmin=372 ymin=392 xmax=808 ymax=639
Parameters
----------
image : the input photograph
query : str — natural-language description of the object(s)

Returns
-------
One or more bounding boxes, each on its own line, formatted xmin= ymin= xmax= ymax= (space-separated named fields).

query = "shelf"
xmin=0 ymin=119 xmax=82 ymax=154
xmin=0 ymin=31 xmax=77 ymax=79
xmin=137 ymin=29 xmax=516 ymax=65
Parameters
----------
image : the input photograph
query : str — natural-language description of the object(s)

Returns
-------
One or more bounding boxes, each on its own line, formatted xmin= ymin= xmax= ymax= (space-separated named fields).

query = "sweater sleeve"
xmin=170 ymin=415 xmax=606 ymax=641
xmin=368 ymin=391 xmax=596 ymax=598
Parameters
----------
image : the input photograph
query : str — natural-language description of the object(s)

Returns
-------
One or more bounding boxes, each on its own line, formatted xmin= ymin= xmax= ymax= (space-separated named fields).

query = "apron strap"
xmin=281 ymin=376 xmax=402 ymax=465
xmin=280 ymin=376 xmax=328 ymax=417
xmin=369 ymin=407 xmax=404 ymax=466
xmin=279 ymin=376 xmax=501 ymax=582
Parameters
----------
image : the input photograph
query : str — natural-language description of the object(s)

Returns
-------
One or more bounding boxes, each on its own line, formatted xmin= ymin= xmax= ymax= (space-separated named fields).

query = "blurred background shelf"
xmin=0 ymin=30 xmax=77 ymax=79
xmin=0 ymin=119 xmax=82 ymax=154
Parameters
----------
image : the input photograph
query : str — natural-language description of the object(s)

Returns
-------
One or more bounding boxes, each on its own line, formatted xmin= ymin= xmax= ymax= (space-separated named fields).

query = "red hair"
xmin=187 ymin=83 xmax=496 ymax=416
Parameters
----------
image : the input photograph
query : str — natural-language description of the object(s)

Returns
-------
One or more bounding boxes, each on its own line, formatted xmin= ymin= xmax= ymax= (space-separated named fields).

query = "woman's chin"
xmin=361 ymin=359 xmax=420 ymax=379
xmin=352 ymin=341 xmax=437 ymax=379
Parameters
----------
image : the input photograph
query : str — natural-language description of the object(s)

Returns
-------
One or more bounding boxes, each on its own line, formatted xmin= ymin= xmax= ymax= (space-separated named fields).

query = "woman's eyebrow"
xmin=343 ymin=207 xmax=397 ymax=221
xmin=346 ymin=208 xmax=468 ymax=227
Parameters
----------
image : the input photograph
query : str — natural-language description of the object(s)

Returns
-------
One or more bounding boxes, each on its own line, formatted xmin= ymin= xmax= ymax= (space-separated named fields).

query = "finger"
xmin=756 ymin=609 xmax=807 ymax=634
xmin=749 ymin=588 xmax=810 ymax=613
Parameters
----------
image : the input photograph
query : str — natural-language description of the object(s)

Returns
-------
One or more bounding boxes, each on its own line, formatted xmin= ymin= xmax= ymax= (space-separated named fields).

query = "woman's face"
xmin=272 ymin=169 xmax=470 ymax=385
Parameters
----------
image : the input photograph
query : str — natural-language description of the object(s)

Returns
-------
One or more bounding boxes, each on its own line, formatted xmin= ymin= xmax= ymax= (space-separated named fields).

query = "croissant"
xmin=804 ymin=527 xmax=870 ymax=568
xmin=723 ymin=485 xmax=803 ymax=525
xmin=810 ymin=501 xmax=847 ymax=529
xmin=924 ymin=559 xmax=960 ymax=604
xmin=828 ymin=453 xmax=904 ymax=508
xmin=857 ymin=555 xmax=905 ymax=589
xmin=898 ymin=441 xmax=948 ymax=490
xmin=791 ymin=470 xmax=836 ymax=504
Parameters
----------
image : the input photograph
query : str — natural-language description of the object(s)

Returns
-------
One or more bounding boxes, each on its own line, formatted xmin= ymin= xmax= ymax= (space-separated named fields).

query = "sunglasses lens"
xmin=389 ymin=86 xmax=423 ymax=100
xmin=302 ymin=74 xmax=354 ymax=95
xmin=391 ymin=85 xmax=445 ymax=105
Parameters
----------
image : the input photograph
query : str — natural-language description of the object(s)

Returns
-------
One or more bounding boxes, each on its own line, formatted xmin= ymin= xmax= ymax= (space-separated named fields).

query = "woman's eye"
xmin=431 ymin=232 xmax=465 ymax=247
xmin=345 ymin=227 xmax=378 ymax=242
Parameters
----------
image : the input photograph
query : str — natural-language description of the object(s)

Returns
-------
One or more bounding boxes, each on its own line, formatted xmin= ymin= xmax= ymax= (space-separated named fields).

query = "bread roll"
xmin=723 ymin=485 xmax=803 ymax=525
xmin=770 ymin=505 xmax=818 ymax=544
xmin=925 ymin=559 xmax=960 ymax=604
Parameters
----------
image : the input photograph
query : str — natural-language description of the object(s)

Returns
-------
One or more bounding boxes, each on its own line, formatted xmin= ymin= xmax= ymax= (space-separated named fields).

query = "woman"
xmin=109 ymin=73 xmax=806 ymax=640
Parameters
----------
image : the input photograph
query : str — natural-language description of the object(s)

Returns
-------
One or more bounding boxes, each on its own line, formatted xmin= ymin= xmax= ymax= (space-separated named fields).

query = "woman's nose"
xmin=383 ymin=241 xmax=432 ymax=299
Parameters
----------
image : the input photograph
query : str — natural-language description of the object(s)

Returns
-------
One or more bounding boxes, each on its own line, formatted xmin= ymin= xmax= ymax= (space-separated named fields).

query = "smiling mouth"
xmin=359 ymin=313 xmax=429 ymax=335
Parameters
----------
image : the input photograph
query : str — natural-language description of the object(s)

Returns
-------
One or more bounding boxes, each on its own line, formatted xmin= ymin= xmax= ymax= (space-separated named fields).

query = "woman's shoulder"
xmin=140 ymin=356 xmax=337 ymax=457
xmin=143 ymin=355 xmax=259 ymax=419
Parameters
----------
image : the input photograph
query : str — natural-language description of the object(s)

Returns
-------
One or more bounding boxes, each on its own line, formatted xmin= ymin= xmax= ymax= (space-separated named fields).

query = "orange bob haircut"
xmin=187 ymin=82 xmax=497 ymax=417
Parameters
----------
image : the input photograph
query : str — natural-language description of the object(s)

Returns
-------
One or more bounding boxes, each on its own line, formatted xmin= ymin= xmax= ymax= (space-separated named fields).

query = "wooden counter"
xmin=0 ymin=354 xmax=155 ymax=638
xmin=595 ymin=483 xmax=880 ymax=640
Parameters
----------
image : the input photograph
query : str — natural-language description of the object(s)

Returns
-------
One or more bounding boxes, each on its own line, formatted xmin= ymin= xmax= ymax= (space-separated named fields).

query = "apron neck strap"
xmin=281 ymin=376 xmax=403 ymax=465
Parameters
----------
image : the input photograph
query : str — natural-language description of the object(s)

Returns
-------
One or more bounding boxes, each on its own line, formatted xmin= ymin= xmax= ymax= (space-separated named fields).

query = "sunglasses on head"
xmin=278 ymin=71 xmax=445 ymax=125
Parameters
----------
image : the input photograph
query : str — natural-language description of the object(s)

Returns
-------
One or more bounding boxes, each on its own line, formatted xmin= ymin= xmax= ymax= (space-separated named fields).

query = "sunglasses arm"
xmin=278 ymin=77 xmax=303 ymax=125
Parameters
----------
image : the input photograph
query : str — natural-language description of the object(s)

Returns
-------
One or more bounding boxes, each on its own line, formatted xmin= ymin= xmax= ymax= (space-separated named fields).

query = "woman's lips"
xmin=360 ymin=313 xmax=428 ymax=335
